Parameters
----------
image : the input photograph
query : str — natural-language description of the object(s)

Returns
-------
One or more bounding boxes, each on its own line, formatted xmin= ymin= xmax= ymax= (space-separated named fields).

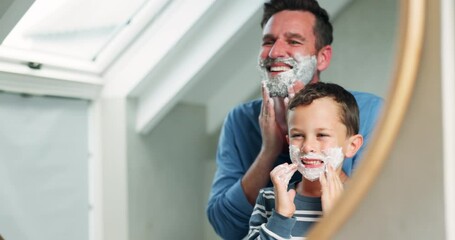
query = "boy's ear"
xmin=344 ymin=134 xmax=363 ymax=158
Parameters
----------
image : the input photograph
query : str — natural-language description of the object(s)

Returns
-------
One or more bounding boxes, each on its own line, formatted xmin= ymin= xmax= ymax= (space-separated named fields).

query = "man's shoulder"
xmin=349 ymin=90 xmax=382 ymax=101
xmin=348 ymin=90 xmax=383 ymax=106
xmin=228 ymin=99 xmax=262 ymax=119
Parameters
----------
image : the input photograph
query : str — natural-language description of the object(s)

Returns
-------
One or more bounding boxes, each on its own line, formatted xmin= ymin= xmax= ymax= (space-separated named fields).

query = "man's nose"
xmin=268 ymin=40 xmax=287 ymax=58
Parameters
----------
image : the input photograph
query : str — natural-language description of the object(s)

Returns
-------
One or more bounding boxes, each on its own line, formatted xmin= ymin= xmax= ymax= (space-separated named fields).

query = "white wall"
xmin=324 ymin=0 xmax=398 ymax=98
xmin=0 ymin=93 xmax=89 ymax=240
xmin=127 ymin=102 xmax=210 ymax=240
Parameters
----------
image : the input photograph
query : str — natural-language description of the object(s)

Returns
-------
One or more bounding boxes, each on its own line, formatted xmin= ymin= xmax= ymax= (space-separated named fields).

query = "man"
xmin=206 ymin=0 xmax=383 ymax=239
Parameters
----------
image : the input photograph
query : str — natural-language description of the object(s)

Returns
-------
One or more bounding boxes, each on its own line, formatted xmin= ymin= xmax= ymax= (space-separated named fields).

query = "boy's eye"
xmin=317 ymin=133 xmax=329 ymax=138
xmin=291 ymin=134 xmax=303 ymax=138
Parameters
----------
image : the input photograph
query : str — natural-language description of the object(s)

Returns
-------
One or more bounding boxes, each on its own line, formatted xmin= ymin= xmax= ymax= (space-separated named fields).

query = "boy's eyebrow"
xmin=289 ymin=127 xmax=334 ymax=132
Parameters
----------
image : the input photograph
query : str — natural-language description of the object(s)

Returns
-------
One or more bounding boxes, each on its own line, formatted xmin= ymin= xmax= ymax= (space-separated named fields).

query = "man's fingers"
xmin=284 ymin=97 xmax=289 ymax=110
xmin=292 ymin=81 xmax=304 ymax=95
xmin=261 ymin=81 xmax=269 ymax=99
xmin=260 ymin=82 xmax=271 ymax=117
xmin=267 ymin=98 xmax=275 ymax=119
xmin=287 ymin=85 xmax=296 ymax=99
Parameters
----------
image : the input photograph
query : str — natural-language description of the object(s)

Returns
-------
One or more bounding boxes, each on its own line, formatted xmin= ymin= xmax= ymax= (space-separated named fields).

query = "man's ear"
xmin=316 ymin=45 xmax=332 ymax=72
xmin=286 ymin=135 xmax=290 ymax=144
xmin=344 ymin=134 xmax=363 ymax=158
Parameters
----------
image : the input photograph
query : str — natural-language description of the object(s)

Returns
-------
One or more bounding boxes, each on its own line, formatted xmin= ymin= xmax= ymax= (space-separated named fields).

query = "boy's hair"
xmin=288 ymin=82 xmax=360 ymax=136
xmin=261 ymin=0 xmax=333 ymax=50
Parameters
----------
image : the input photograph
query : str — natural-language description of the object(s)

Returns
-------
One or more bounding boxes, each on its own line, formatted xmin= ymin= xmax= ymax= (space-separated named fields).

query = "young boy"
xmin=247 ymin=82 xmax=364 ymax=239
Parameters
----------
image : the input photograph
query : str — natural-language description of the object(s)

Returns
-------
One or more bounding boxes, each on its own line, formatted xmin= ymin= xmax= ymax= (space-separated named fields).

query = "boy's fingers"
xmin=320 ymin=172 xmax=327 ymax=189
xmin=288 ymin=189 xmax=296 ymax=201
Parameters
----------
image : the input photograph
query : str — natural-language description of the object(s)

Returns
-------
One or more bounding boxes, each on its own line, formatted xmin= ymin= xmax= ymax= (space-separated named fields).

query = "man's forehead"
xmin=262 ymin=11 xmax=316 ymax=37
xmin=264 ymin=10 xmax=316 ymax=28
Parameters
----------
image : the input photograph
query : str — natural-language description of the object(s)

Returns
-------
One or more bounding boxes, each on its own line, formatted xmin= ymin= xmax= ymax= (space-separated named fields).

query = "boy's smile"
xmin=301 ymin=157 xmax=324 ymax=168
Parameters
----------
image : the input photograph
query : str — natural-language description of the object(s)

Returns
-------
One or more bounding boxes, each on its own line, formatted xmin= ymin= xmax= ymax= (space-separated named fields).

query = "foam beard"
xmin=289 ymin=145 xmax=344 ymax=181
xmin=258 ymin=55 xmax=317 ymax=97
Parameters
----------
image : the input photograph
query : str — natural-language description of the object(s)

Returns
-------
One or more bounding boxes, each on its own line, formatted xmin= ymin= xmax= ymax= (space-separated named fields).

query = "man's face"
xmin=259 ymin=10 xmax=319 ymax=97
xmin=287 ymin=97 xmax=350 ymax=181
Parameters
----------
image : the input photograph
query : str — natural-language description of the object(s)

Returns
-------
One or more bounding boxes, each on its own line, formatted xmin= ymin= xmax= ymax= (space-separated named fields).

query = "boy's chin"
xmin=300 ymin=167 xmax=325 ymax=182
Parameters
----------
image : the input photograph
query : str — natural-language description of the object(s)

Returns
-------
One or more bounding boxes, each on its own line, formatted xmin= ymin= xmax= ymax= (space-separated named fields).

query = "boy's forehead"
xmin=287 ymin=97 xmax=343 ymax=124
xmin=287 ymin=97 xmax=340 ymax=114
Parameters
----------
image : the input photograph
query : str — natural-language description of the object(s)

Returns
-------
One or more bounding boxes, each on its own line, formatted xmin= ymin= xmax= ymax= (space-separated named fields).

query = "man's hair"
xmin=261 ymin=0 xmax=333 ymax=50
xmin=288 ymin=82 xmax=360 ymax=136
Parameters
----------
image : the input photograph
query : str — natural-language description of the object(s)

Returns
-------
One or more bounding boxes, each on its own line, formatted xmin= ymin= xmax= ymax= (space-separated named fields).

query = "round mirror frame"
xmin=307 ymin=0 xmax=426 ymax=239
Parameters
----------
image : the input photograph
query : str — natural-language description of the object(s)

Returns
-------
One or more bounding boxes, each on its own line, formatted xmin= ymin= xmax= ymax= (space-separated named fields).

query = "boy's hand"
xmin=320 ymin=164 xmax=344 ymax=213
xmin=270 ymin=163 xmax=298 ymax=218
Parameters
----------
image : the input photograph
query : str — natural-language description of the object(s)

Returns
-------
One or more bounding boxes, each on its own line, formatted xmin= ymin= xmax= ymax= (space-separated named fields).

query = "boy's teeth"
xmin=303 ymin=160 xmax=323 ymax=165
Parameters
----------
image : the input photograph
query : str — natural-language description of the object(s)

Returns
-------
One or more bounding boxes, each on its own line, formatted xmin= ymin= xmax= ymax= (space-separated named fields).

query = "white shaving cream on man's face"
xmin=259 ymin=54 xmax=317 ymax=97
xmin=289 ymin=145 xmax=344 ymax=181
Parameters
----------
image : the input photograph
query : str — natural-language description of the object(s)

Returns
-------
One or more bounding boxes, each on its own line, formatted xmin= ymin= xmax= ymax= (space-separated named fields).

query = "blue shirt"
xmin=206 ymin=91 xmax=383 ymax=239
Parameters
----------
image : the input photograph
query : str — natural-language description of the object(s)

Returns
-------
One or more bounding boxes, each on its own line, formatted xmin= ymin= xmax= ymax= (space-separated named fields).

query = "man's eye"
xmin=262 ymin=40 xmax=274 ymax=46
xmin=289 ymin=40 xmax=302 ymax=45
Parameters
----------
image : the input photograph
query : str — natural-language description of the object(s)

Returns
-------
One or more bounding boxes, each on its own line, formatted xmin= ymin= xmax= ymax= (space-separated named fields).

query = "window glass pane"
xmin=0 ymin=93 xmax=89 ymax=240
xmin=3 ymin=0 xmax=152 ymax=60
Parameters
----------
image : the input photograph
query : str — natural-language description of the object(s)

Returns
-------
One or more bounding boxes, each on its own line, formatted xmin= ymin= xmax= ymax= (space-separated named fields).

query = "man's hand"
xmin=259 ymin=82 xmax=286 ymax=158
xmin=242 ymin=81 xmax=302 ymax=205
xmin=320 ymin=165 xmax=344 ymax=213
xmin=270 ymin=163 xmax=298 ymax=218
xmin=287 ymin=80 xmax=305 ymax=99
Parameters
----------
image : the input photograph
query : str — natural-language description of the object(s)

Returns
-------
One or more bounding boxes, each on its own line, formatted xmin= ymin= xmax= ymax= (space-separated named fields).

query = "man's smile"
xmin=269 ymin=64 xmax=293 ymax=73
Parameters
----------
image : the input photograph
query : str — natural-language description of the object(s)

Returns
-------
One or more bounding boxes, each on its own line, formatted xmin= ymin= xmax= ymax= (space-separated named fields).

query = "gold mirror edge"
xmin=306 ymin=0 xmax=426 ymax=239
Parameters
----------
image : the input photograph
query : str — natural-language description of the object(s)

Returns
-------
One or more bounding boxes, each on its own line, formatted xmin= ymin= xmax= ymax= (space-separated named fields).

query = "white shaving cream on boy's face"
xmin=289 ymin=145 xmax=344 ymax=181
xmin=258 ymin=54 xmax=317 ymax=97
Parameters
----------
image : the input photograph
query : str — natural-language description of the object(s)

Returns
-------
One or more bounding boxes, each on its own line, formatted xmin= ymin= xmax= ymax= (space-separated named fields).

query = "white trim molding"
xmin=441 ymin=0 xmax=455 ymax=239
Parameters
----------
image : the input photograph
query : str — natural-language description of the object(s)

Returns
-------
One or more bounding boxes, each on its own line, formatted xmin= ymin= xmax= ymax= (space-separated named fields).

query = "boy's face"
xmin=287 ymin=97 xmax=359 ymax=181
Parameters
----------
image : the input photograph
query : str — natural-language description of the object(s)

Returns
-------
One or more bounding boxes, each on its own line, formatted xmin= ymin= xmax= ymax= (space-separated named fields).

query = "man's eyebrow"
xmin=262 ymin=34 xmax=275 ymax=41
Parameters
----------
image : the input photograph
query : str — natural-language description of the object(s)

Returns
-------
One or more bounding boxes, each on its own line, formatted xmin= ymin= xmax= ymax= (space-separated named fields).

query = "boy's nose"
xmin=301 ymin=144 xmax=316 ymax=154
